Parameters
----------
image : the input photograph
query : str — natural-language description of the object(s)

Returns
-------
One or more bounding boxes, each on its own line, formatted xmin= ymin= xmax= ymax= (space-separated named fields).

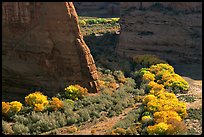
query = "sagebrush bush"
xmin=90 ymin=111 xmax=101 ymax=118
xmin=14 ymin=115 xmax=30 ymax=125
xmin=54 ymin=111 xmax=67 ymax=127
xmin=66 ymin=113 xmax=80 ymax=125
xmin=77 ymin=109 xmax=90 ymax=122
xmin=124 ymin=77 xmax=136 ymax=87
xmin=25 ymin=111 xmax=67 ymax=134
xmin=12 ymin=122 xmax=30 ymax=135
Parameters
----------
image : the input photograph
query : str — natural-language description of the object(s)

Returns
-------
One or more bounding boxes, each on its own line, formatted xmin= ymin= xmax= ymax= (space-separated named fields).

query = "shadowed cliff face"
xmin=74 ymin=2 xmax=120 ymax=17
xmin=117 ymin=2 xmax=202 ymax=65
xmin=2 ymin=2 xmax=98 ymax=101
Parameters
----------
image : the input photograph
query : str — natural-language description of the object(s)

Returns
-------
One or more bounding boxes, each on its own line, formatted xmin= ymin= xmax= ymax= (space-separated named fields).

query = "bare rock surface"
xmin=117 ymin=2 xmax=202 ymax=65
xmin=74 ymin=2 xmax=120 ymax=17
xmin=2 ymin=2 xmax=98 ymax=101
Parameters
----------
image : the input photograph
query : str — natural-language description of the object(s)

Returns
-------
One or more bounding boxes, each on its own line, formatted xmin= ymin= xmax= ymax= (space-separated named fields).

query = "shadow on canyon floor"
xmin=173 ymin=63 xmax=202 ymax=80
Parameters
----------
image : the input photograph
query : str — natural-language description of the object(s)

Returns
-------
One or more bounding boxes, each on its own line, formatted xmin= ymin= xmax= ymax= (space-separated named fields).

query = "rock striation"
xmin=74 ymin=2 xmax=120 ymax=17
xmin=2 ymin=2 xmax=99 ymax=101
xmin=117 ymin=2 xmax=202 ymax=64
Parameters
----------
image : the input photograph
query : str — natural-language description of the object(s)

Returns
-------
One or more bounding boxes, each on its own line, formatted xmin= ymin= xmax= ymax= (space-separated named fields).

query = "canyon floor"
xmin=40 ymin=74 xmax=202 ymax=135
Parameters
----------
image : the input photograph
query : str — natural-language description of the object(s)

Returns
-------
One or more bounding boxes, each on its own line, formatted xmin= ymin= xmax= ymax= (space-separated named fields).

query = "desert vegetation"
xmin=2 ymin=62 xmax=192 ymax=135
xmin=79 ymin=16 xmax=120 ymax=36
xmin=2 ymin=15 xmax=202 ymax=135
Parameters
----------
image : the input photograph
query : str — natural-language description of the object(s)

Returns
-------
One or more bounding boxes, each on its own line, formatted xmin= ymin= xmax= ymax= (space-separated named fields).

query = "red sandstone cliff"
xmin=2 ymin=2 xmax=98 ymax=101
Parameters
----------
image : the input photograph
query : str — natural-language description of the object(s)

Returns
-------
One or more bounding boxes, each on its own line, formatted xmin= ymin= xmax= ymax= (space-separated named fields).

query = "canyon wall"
xmin=2 ymin=2 xmax=98 ymax=101
xmin=74 ymin=2 xmax=120 ymax=17
xmin=117 ymin=2 xmax=202 ymax=64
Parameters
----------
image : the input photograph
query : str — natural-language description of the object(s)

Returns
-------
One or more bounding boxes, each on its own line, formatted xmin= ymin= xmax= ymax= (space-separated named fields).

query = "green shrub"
xmin=67 ymin=114 xmax=79 ymax=125
xmin=112 ymin=103 xmax=123 ymax=115
xmin=77 ymin=109 xmax=90 ymax=122
xmin=90 ymin=111 xmax=101 ymax=118
xmin=14 ymin=115 xmax=30 ymax=125
xmin=12 ymin=123 xmax=30 ymax=135
xmin=34 ymin=113 xmax=55 ymax=132
xmin=62 ymin=99 xmax=75 ymax=110
xmin=54 ymin=111 xmax=67 ymax=127
xmin=23 ymin=111 xmax=67 ymax=134
xmin=107 ymin=110 xmax=117 ymax=117
xmin=133 ymin=54 xmax=167 ymax=68
xmin=124 ymin=78 xmax=136 ymax=87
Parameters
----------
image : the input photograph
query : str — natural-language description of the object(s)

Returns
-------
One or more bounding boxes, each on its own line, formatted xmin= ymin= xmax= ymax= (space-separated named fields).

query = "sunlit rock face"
xmin=117 ymin=2 xmax=202 ymax=64
xmin=2 ymin=2 xmax=99 ymax=101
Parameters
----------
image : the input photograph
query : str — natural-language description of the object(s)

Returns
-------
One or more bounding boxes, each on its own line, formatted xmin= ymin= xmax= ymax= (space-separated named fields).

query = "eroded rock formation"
xmin=74 ymin=2 xmax=120 ymax=17
xmin=117 ymin=2 xmax=202 ymax=64
xmin=2 ymin=2 xmax=98 ymax=101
